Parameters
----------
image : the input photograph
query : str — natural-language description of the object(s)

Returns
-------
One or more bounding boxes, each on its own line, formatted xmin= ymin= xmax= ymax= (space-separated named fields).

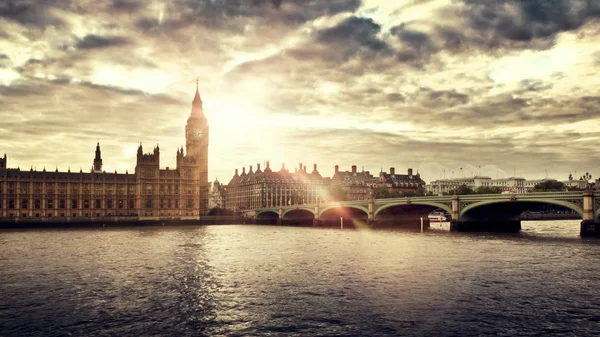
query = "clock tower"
xmin=185 ymin=80 xmax=209 ymax=215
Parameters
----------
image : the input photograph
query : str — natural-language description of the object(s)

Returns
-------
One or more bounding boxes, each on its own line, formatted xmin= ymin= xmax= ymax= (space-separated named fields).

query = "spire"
xmin=190 ymin=78 xmax=205 ymax=119
xmin=192 ymin=78 xmax=203 ymax=106
xmin=93 ymin=142 xmax=102 ymax=172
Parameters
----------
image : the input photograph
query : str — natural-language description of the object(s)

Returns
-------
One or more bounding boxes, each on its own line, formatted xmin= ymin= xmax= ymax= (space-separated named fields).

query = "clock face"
xmin=194 ymin=129 xmax=203 ymax=139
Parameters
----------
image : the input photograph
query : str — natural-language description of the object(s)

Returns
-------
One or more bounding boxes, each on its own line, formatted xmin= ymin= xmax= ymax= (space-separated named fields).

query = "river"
xmin=1 ymin=220 xmax=599 ymax=336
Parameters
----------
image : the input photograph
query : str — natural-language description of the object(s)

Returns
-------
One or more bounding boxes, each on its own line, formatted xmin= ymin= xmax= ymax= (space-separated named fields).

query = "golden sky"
xmin=1 ymin=0 xmax=600 ymax=183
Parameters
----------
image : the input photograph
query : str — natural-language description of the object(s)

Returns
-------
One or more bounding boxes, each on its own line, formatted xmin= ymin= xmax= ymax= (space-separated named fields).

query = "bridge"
xmin=245 ymin=191 xmax=600 ymax=236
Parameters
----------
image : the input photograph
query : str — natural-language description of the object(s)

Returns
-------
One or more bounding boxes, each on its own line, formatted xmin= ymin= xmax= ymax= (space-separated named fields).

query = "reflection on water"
xmin=1 ymin=221 xmax=599 ymax=336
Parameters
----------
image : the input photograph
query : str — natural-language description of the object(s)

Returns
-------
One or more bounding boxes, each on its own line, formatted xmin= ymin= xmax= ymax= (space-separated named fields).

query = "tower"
xmin=185 ymin=80 xmax=209 ymax=214
xmin=93 ymin=142 xmax=102 ymax=172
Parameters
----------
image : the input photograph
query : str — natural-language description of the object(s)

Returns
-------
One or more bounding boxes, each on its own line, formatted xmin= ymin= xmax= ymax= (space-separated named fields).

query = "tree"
xmin=373 ymin=186 xmax=391 ymax=199
xmin=447 ymin=184 xmax=475 ymax=195
xmin=474 ymin=186 xmax=503 ymax=194
xmin=533 ymin=179 xmax=565 ymax=192
xmin=326 ymin=185 xmax=348 ymax=202
xmin=208 ymin=207 xmax=235 ymax=216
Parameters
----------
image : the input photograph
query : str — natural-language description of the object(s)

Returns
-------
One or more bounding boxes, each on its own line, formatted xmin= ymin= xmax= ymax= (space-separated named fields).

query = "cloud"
xmin=317 ymin=16 xmax=393 ymax=60
xmin=0 ymin=0 xmax=65 ymax=28
xmin=76 ymin=34 xmax=130 ymax=50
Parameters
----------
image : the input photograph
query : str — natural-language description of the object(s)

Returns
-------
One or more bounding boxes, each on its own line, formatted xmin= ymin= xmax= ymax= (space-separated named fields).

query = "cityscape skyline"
xmin=2 ymin=1 xmax=600 ymax=182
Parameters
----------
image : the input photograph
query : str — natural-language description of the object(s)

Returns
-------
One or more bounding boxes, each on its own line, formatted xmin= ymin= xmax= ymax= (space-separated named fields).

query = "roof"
xmin=3 ymin=169 xmax=135 ymax=181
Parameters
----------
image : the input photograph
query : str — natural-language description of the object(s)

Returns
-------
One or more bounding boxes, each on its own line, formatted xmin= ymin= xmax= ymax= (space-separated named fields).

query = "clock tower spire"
xmin=184 ymin=80 xmax=209 ymax=215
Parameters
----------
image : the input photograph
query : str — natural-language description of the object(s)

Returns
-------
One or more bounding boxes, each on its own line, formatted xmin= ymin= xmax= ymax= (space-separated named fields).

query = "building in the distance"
xmin=209 ymin=179 xmax=226 ymax=210
xmin=0 ymin=85 xmax=209 ymax=220
xmin=375 ymin=167 xmax=425 ymax=193
xmin=225 ymin=162 xmax=329 ymax=211
xmin=331 ymin=165 xmax=377 ymax=201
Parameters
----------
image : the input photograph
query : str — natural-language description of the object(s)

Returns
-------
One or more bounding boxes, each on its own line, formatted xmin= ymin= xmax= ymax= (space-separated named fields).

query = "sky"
xmin=1 ymin=0 xmax=600 ymax=184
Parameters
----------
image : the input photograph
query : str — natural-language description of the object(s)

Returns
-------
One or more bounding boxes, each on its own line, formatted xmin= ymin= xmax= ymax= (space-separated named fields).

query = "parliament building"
xmin=0 ymin=86 xmax=209 ymax=220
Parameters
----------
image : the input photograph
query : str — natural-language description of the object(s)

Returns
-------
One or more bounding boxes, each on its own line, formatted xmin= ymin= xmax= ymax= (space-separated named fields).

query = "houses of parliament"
xmin=0 ymin=85 xmax=209 ymax=220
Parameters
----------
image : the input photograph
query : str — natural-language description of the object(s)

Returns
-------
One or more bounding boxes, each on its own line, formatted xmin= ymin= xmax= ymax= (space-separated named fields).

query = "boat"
xmin=428 ymin=210 xmax=449 ymax=222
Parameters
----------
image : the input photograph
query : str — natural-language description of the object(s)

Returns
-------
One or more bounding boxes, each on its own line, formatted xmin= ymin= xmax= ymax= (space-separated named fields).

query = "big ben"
xmin=185 ymin=81 xmax=209 ymax=215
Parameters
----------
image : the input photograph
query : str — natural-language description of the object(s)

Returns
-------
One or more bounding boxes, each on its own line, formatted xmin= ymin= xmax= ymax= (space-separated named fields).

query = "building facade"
xmin=209 ymin=179 xmax=226 ymax=210
xmin=375 ymin=167 xmax=425 ymax=193
xmin=0 ymin=86 xmax=209 ymax=220
xmin=331 ymin=165 xmax=377 ymax=201
xmin=225 ymin=162 xmax=329 ymax=211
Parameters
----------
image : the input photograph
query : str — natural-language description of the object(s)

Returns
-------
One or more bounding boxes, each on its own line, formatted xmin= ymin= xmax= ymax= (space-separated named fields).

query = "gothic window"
xmin=47 ymin=199 xmax=53 ymax=209
xmin=117 ymin=184 xmax=125 ymax=195
xmin=128 ymin=199 xmax=134 ymax=209
xmin=128 ymin=185 xmax=135 ymax=196
xmin=34 ymin=183 xmax=42 ymax=194
xmin=72 ymin=199 xmax=78 ymax=209
xmin=8 ymin=199 xmax=15 ymax=209
xmin=94 ymin=185 xmax=102 ymax=195
xmin=59 ymin=200 xmax=65 ymax=209
xmin=145 ymin=184 xmax=153 ymax=195
xmin=107 ymin=184 xmax=114 ymax=195
xmin=186 ymin=199 xmax=193 ymax=208
xmin=8 ymin=182 xmax=15 ymax=194
xmin=118 ymin=200 xmax=124 ymax=209
xmin=145 ymin=198 xmax=152 ymax=209
xmin=95 ymin=199 xmax=101 ymax=208
xmin=21 ymin=199 xmax=28 ymax=209
xmin=83 ymin=200 xmax=90 ymax=209
xmin=83 ymin=184 xmax=91 ymax=195
xmin=107 ymin=199 xmax=113 ymax=209
xmin=20 ymin=183 xmax=28 ymax=194
xmin=71 ymin=185 xmax=79 ymax=195
xmin=47 ymin=183 xmax=55 ymax=195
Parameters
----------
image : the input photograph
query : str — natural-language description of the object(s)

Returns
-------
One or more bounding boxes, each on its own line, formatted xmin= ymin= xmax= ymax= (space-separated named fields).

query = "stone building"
xmin=331 ymin=165 xmax=377 ymax=201
xmin=0 ymin=85 xmax=209 ymax=220
xmin=375 ymin=167 xmax=425 ymax=193
xmin=225 ymin=162 xmax=329 ymax=211
xmin=209 ymin=179 xmax=226 ymax=210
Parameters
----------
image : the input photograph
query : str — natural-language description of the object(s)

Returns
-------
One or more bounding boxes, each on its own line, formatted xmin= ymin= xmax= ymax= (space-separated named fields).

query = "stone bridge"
xmin=245 ymin=191 xmax=600 ymax=236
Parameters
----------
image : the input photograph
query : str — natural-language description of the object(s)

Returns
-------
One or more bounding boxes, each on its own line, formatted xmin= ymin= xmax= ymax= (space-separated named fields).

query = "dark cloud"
xmin=0 ymin=54 xmax=10 ymax=68
xmin=0 ymin=0 xmax=65 ymax=28
xmin=412 ymin=88 xmax=469 ymax=108
xmin=318 ymin=16 xmax=391 ymax=56
xmin=76 ymin=34 xmax=130 ymax=50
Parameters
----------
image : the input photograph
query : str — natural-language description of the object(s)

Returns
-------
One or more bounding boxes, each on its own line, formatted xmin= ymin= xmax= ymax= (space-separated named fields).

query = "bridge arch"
xmin=256 ymin=210 xmax=279 ymax=219
xmin=282 ymin=207 xmax=315 ymax=218
xmin=374 ymin=201 xmax=452 ymax=218
xmin=318 ymin=205 xmax=369 ymax=218
xmin=460 ymin=199 xmax=584 ymax=220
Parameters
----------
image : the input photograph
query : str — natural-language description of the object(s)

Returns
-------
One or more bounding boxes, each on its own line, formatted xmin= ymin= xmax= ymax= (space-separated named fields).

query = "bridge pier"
xmin=580 ymin=221 xmax=600 ymax=237
xmin=580 ymin=191 xmax=599 ymax=237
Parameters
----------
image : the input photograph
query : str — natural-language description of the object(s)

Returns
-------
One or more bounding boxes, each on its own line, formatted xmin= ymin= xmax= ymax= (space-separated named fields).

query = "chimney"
xmin=257 ymin=163 xmax=261 ymax=171
xmin=365 ymin=171 xmax=370 ymax=176
xmin=235 ymin=168 xmax=238 ymax=176
xmin=299 ymin=162 xmax=302 ymax=171
xmin=266 ymin=161 xmax=270 ymax=169
xmin=242 ymin=167 xmax=246 ymax=174
xmin=352 ymin=165 xmax=357 ymax=174
xmin=408 ymin=168 xmax=413 ymax=177
xmin=248 ymin=165 xmax=253 ymax=174
xmin=314 ymin=164 xmax=317 ymax=171
xmin=335 ymin=165 xmax=339 ymax=173
xmin=390 ymin=167 xmax=395 ymax=175
xmin=303 ymin=165 xmax=307 ymax=172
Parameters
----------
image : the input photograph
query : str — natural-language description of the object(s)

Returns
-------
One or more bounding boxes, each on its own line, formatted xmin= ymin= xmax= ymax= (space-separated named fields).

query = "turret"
xmin=93 ymin=142 xmax=102 ymax=172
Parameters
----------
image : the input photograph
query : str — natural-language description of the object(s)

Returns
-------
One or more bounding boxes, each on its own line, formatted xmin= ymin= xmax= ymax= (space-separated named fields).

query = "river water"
xmin=1 ymin=221 xmax=599 ymax=337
